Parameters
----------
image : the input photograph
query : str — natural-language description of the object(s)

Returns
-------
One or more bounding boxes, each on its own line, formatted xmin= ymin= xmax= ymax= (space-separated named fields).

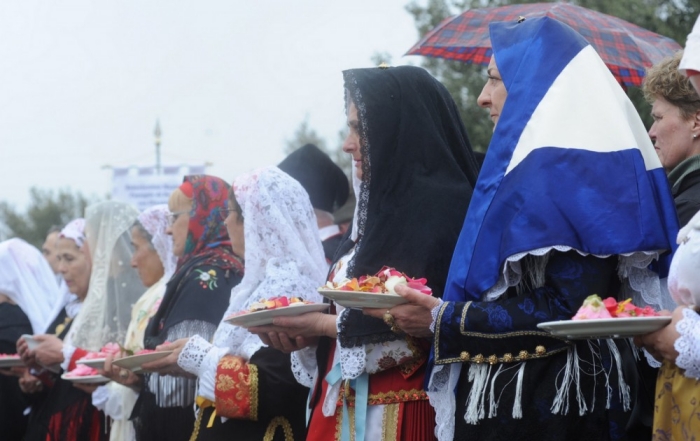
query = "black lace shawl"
xmin=338 ymin=65 xmax=480 ymax=347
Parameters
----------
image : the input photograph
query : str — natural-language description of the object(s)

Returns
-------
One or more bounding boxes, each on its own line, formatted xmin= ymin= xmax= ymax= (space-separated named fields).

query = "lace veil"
xmin=212 ymin=167 xmax=327 ymax=359
xmin=70 ymin=201 xmax=145 ymax=351
xmin=137 ymin=204 xmax=177 ymax=279
xmin=0 ymin=238 xmax=61 ymax=333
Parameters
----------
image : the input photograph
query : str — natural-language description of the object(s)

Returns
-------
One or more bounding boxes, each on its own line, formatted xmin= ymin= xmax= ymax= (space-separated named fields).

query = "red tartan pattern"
xmin=406 ymin=2 xmax=680 ymax=87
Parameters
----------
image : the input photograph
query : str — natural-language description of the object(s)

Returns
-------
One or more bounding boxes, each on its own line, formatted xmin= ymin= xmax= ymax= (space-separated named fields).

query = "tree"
xmin=405 ymin=0 xmax=700 ymax=152
xmin=284 ymin=116 xmax=329 ymax=154
xmin=0 ymin=188 xmax=92 ymax=248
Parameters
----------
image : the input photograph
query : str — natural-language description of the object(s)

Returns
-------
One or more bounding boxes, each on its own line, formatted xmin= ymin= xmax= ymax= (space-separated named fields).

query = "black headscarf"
xmin=344 ymin=65 xmax=479 ymax=296
xmin=338 ymin=65 xmax=480 ymax=346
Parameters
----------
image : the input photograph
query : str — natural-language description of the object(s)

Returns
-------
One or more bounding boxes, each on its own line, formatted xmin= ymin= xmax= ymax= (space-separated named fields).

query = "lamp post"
xmin=154 ymin=120 xmax=162 ymax=175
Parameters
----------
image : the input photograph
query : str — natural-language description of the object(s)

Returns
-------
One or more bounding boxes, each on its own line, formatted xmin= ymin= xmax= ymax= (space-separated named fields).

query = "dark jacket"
xmin=669 ymin=155 xmax=700 ymax=227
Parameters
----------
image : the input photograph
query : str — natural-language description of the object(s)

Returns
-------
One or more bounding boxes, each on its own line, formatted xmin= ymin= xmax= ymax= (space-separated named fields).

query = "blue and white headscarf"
xmin=443 ymin=17 xmax=679 ymax=309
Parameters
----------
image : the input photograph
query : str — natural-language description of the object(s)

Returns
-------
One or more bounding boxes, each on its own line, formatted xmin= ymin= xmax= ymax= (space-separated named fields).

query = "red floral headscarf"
xmin=176 ymin=175 xmax=244 ymax=274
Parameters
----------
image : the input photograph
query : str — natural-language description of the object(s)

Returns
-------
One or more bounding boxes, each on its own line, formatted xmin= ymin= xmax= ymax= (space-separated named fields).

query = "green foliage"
xmin=405 ymin=0 xmax=700 ymax=152
xmin=0 ymin=188 xmax=91 ymax=248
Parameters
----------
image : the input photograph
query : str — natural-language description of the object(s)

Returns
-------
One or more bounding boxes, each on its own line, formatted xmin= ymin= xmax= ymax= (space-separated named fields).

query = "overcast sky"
xmin=0 ymin=1 xmax=421 ymax=209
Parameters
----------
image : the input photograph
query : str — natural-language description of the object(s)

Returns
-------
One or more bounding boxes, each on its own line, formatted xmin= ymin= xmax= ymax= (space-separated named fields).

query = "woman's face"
xmin=56 ymin=237 xmax=92 ymax=299
xmin=130 ymin=226 xmax=165 ymax=288
xmin=342 ymin=99 xmax=363 ymax=181
xmin=649 ymin=96 xmax=698 ymax=172
xmin=166 ymin=195 xmax=191 ymax=258
xmin=224 ymin=203 xmax=245 ymax=258
xmin=477 ymin=56 xmax=508 ymax=131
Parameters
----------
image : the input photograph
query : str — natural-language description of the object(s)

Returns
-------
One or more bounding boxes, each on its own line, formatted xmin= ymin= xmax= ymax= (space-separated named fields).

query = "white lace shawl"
xmin=69 ymin=201 xmax=145 ymax=351
xmin=138 ymin=204 xmax=177 ymax=280
xmin=0 ymin=238 xmax=61 ymax=333
xmin=60 ymin=218 xmax=86 ymax=248
xmin=667 ymin=213 xmax=700 ymax=378
xmin=213 ymin=167 xmax=328 ymax=358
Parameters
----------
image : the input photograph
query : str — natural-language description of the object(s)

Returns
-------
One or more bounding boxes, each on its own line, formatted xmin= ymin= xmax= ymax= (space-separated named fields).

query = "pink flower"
xmin=572 ymin=295 xmax=612 ymax=320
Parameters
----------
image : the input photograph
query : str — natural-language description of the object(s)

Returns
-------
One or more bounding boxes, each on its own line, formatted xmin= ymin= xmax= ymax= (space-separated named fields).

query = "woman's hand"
xmin=140 ymin=338 xmax=193 ymax=378
xmin=249 ymin=312 xmax=337 ymax=353
xmin=32 ymin=334 xmax=65 ymax=367
xmin=634 ymin=307 xmax=682 ymax=362
xmin=18 ymin=371 xmax=43 ymax=394
xmin=99 ymin=353 xmax=142 ymax=390
xmin=364 ymin=284 xmax=440 ymax=338
xmin=17 ymin=337 xmax=38 ymax=368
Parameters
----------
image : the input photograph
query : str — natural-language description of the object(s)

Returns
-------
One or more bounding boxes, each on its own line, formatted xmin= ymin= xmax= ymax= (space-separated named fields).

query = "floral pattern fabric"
xmin=653 ymin=361 xmax=700 ymax=440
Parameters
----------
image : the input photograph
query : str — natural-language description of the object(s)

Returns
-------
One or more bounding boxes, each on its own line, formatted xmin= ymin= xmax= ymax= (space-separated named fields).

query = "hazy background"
xmin=0 ymin=1 xmax=418 ymax=209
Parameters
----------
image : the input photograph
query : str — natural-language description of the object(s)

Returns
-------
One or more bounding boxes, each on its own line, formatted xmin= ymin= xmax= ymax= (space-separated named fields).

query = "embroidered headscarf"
xmin=59 ymin=218 xmax=86 ymax=248
xmin=213 ymin=167 xmax=327 ymax=359
xmin=443 ymin=17 xmax=679 ymax=310
xmin=177 ymin=175 xmax=243 ymax=274
xmin=69 ymin=201 xmax=145 ymax=351
xmin=137 ymin=204 xmax=177 ymax=279
xmin=0 ymin=238 xmax=60 ymax=333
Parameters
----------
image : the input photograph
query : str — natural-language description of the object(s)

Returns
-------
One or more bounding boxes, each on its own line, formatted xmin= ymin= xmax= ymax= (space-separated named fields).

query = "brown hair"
xmin=643 ymin=50 xmax=700 ymax=120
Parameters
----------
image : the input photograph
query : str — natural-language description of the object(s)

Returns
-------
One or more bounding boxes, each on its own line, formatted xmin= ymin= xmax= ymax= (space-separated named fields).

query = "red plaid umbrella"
xmin=406 ymin=2 xmax=682 ymax=87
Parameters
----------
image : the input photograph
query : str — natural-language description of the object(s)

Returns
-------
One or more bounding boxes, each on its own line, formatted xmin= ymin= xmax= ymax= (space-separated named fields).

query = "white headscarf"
xmin=69 ymin=201 xmax=144 ymax=351
xmin=0 ymin=238 xmax=60 ymax=333
xmin=213 ymin=167 xmax=327 ymax=359
xmin=59 ymin=218 xmax=86 ymax=248
xmin=137 ymin=204 xmax=177 ymax=279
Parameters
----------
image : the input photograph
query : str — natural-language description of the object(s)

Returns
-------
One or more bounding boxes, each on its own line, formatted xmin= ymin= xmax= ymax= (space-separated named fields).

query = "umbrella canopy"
xmin=406 ymin=2 xmax=682 ymax=87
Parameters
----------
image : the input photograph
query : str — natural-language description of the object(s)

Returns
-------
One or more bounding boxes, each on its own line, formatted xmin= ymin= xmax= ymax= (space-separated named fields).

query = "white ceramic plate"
xmin=317 ymin=289 xmax=408 ymax=309
xmin=0 ymin=355 xmax=23 ymax=368
xmin=224 ymin=303 xmax=330 ymax=327
xmin=112 ymin=351 xmax=173 ymax=373
xmin=76 ymin=358 xmax=106 ymax=370
xmin=61 ymin=373 xmax=109 ymax=384
xmin=537 ymin=317 xmax=671 ymax=340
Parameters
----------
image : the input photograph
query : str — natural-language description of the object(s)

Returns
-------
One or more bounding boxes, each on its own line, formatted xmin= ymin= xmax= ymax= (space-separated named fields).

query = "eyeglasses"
xmin=219 ymin=208 xmax=236 ymax=221
xmin=167 ymin=210 xmax=189 ymax=226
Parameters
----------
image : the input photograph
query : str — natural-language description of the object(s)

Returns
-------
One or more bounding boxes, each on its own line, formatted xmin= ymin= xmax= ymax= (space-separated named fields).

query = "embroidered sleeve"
xmin=214 ymin=347 xmax=308 ymax=424
xmin=435 ymin=252 xmax=616 ymax=364
xmin=178 ymin=335 xmax=231 ymax=401
xmin=214 ymin=355 xmax=259 ymax=420
xmin=674 ymin=308 xmax=700 ymax=379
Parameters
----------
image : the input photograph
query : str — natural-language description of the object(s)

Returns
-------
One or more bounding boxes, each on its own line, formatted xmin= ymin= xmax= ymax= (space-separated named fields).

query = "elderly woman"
xmin=21 ymin=201 xmax=144 ymax=441
xmin=129 ymin=176 xmax=244 ymax=441
xmin=92 ymin=204 xmax=177 ymax=441
xmin=148 ymin=167 xmax=327 ymax=440
xmin=389 ymin=17 xmax=679 ymax=441
xmin=644 ymin=50 xmax=700 ymax=227
xmin=0 ymin=238 xmax=60 ymax=439
xmin=253 ymin=65 xmax=480 ymax=440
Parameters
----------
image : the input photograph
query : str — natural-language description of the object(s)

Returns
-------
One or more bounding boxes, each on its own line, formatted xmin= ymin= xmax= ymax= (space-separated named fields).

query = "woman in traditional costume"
xmin=635 ymin=28 xmax=700 ymax=439
xmin=93 ymin=204 xmax=177 ymax=441
xmin=253 ymin=65 xmax=480 ymax=440
xmin=0 ymin=238 xmax=60 ymax=440
xmin=390 ymin=17 xmax=679 ymax=441
xmin=130 ymin=175 xmax=244 ymax=441
xmin=21 ymin=201 xmax=144 ymax=441
xmin=148 ymin=166 xmax=326 ymax=440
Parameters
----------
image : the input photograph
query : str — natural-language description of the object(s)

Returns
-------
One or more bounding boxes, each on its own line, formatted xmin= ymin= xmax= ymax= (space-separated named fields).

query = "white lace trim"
xmin=642 ymin=348 xmax=662 ymax=368
xmin=482 ymin=245 xmax=669 ymax=310
xmin=427 ymin=363 xmax=461 ymax=441
xmin=675 ymin=308 xmax=700 ymax=379
xmin=178 ymin=335 xmax=213 ymax=376
xmin=291 ymin=346 xmax=318 ymax=388
xmin=337 ymin=309 xmax=365 ymax=380
xmin=138 ymin=204 xmax=178 ymax=279
xmin=429 ymin=299 xmax=444 ymax=334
